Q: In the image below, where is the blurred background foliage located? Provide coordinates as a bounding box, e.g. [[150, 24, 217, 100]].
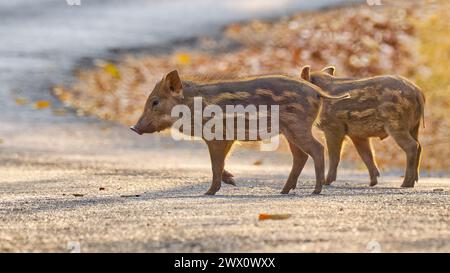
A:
[[54, 0, 449, 171]]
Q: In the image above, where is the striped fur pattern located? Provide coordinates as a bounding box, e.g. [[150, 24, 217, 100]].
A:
[[131, 70, 348, 195], [300, 65, 425, 188]]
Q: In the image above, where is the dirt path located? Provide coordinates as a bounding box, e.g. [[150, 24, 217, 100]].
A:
[[0, 125, 449, 252]]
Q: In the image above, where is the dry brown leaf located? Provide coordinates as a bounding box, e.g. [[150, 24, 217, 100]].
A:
[[72, 193, 84, 197], [34, 100, 51, 109], [14, 97, 28, 105], [259, 213, 291, 221], [103, 63, 121, 79], [175, 53, 191, 65], [253, 159, 263, 166], [52, 108, 67, 116]]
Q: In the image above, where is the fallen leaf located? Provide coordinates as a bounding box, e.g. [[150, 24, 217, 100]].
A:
[[34, 100, 51, 109], [52, 108, 67, 116], [53, 86, 72, 102], [176, 53, 191, 65], [99, 187, 106, 191], [100, 126, 111, 133], [433, 188, 444, 192], [120, 194, 140, 198], [72, 193, 84, 197], [103, 63, 121, 79], [15, 97, 28, 105], [76, 109, 85, 117], [253, 159, 263, 166], [258, 213, 291, 221]]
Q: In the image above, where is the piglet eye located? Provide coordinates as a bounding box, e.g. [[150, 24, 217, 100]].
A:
[[152, 100, 159, 107]]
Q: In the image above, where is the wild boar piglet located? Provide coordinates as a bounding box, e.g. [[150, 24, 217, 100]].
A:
[[131, 70, 348, 195], [300, 66, 425, 188]]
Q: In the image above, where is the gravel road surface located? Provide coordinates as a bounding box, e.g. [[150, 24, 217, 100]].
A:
[[1, 126, 449, 252]]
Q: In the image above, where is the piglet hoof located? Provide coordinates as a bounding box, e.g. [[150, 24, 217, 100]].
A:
[[204, 185, 220, 195], [312, 187, 322, 195], [204, 190, 217, 195], [281, 182, 297, 194], [401, 176, 416, 188], [370, 171, 380, 187], [222, 177, 236, 186], [400, 182, 414, 188], [323, 178, 334, 185]]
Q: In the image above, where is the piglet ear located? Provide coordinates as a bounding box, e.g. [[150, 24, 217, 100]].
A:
[[300, 65, 311, 81], [321, 65, 336, 76], [163, 70, 183, 94]]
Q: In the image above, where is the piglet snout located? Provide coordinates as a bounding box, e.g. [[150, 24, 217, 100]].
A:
[[130, 125, 143, 135]]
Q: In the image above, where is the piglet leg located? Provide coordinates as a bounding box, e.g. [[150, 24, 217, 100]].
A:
[[205, 140, 234, 195]]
